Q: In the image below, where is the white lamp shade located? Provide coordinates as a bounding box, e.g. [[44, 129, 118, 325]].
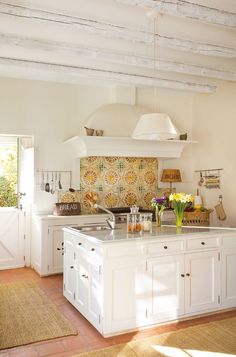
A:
[[132, 113, 179, 140]]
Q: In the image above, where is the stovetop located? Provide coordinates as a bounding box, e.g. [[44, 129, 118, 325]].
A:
[[109, 207, 154, 214]]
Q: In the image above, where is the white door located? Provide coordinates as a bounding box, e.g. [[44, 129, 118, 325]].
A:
[[147, 255, 185, 322], [185, 250, 219, 314], [75, 248, 88, 316], [63, 237, 76, 304], [104, 258, 146, 332], [48, 226, 64, 274], [0, 209, 25, 269], [0, 136, 33, 270], [87, 257, 102, 329], [221, 249, 236, 308]]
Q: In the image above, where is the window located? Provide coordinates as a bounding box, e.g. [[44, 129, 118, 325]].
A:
[[0, 137, 18, 207]]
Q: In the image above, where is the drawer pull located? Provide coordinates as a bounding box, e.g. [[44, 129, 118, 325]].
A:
[[164, 246, 168, 249], [91, 248, 95, 251], [186, 273, 190, 277], [181, 274, 185, 278], [201, 242, 205, 245], [70, 266, 74, 269], [78, 242, 82, 246]]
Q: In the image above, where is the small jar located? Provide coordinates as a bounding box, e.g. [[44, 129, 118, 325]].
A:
[[127, 206, 142, 233], [140, 213, 152, 233]]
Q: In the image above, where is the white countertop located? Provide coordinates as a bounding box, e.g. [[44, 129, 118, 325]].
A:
[[64, 224, 236, 244]]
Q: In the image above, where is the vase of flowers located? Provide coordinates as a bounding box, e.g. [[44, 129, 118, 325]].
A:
[[151, 196, 168, 227], [169, 193, 193, 228]]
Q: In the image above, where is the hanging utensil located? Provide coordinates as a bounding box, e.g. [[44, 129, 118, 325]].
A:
[[198, 172, 204, 186], [45, 172, 50, 192], [50, 172, 55, 194], [58, 172, 62, 190], [40, 172, 45, 191]]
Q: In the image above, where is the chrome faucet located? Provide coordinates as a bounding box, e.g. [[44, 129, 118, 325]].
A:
[[94, 204, 116, 229]]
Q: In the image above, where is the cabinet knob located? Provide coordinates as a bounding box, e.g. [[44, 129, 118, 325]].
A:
[[91, 248, 95, 251], [70, 266, 74, 269], [82, 274, 86, 278], [186, 273, 190, 277], [201, 241, 205, 245], [181, 274, 185, 277], [164, 246, 168, 249], [62, 242, 64, 246], [78, 242, 82, 246], [57, 248, 61, 251]]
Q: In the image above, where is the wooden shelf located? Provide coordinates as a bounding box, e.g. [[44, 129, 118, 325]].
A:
[[64, 136, 197, 159]]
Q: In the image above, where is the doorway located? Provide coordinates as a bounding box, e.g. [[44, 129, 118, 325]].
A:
[[0, 135, 34, 270]]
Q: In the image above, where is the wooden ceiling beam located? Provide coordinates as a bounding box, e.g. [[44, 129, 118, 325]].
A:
[[1, 34, 235, 81], [0, 2, 236, 58], [116, 0, 236, 28], [0, 57, 216, 93]]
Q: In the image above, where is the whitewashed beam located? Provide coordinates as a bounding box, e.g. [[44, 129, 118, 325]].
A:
[[0, 57, 216, 93], [1, 34, 235, 82], [116, 0, 236, 28], [0, 2, 236, 58]]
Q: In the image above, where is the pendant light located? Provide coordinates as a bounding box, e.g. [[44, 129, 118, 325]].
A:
[[132, 14, 179, 141]]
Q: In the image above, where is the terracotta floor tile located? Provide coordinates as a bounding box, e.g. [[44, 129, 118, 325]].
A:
[[62, 335, 89, 351], [35, 340, 65, 357], [9, 346, 38, 357]]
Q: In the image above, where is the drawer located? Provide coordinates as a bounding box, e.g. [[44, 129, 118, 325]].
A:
[[222, 235, 236, 249], [147, 240, 184, 256], [106, 243, 145, 259], [186, 236, 219, 250], [87, 241, 102, 260]]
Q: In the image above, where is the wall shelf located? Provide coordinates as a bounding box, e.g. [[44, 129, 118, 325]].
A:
[[64, 136, 197, 159]]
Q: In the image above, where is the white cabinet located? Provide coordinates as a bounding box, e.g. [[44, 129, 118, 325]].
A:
[[63, 232, 102, 331], [104, 257, 147, 332], [63, 228, 235, 337], [147, 255, 185, 322], [221, 236, 236, 308], [185, 251, 219, 314], [63, 237, 75, 303], [31, 213, 108, 276], [48, 226, 64, 274]]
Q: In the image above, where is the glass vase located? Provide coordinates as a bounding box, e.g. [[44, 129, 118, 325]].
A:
[[155, 208, 163, 228], [174, 209, 184, 228]]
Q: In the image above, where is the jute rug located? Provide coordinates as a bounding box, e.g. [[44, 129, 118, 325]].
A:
[[73, 317, 236, 357], [0, 281, 77, 350]]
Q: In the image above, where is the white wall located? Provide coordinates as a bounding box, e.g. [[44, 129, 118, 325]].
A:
[[0, 78, 110, 211], [192, 82, 236, 227], [0, 77, 196, 213]]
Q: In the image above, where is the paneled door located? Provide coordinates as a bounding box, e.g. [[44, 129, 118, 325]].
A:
[[0, 209, 25, 269], [0, 136, 34, 270]]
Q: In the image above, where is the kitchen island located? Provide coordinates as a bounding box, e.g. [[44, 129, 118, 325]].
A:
[[63, 224, 236, 336]]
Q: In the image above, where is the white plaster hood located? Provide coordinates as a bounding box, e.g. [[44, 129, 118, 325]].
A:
[[65, 103, 196, 158]]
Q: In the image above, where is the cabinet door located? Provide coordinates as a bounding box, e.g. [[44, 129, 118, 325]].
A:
[[63, 239, 76, 304], [75, 249, 88, 316], [104, 258, 146, 333], [48, 226, 64, 274], [185, 250, 219, 314], [147, 255, 185, 322], [87, 258, 102, 330], [221, 249, 236, 308]]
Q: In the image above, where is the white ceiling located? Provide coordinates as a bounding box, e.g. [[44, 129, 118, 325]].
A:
[[0, 0, 236, 93]]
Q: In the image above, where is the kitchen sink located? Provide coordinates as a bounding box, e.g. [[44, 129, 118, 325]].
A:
[[71, 225, 112, 232]]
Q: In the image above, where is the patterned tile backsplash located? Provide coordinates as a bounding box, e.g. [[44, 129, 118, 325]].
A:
[[79, 156, 158, 212]]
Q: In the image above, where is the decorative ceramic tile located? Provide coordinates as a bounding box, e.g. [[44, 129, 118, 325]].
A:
[[80, 156, 158, 212]]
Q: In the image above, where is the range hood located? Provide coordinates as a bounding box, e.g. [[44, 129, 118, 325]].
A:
[[64, 103, 196, 159], [64, 135, 196, 159]]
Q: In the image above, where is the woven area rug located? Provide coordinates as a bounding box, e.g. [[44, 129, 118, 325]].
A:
[[0, 281, 77, 350], [74, 317, 236, 357]]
